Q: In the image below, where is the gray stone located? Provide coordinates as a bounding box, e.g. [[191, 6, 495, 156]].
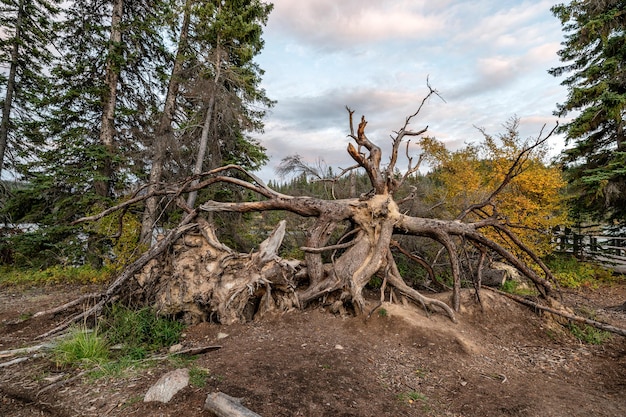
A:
[[144, 368, 189, 403]]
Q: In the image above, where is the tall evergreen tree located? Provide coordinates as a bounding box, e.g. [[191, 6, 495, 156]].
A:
[[550, 0, 626, 223], [8, 0, 172, 265], [140, 0, 192, 244], [182, 0, 274, 208], [0, 0, 59, 177], [37, 0, 171, 199], [140, 0, 274, 242]]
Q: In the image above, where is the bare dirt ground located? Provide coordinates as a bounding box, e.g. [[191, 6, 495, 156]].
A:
[[1, 282, 625, 417]]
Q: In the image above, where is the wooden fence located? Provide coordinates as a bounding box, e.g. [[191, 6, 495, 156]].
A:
[[553, 225, 626, 273]]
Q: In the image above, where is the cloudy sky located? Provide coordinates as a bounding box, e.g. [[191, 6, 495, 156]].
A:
[[253, 0, 570, 183]]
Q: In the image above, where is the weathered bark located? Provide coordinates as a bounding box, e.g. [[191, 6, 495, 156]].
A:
[[135, 218, 301, 324]]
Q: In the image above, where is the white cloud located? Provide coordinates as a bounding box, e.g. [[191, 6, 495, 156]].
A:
[[268, 0, 444, 48], [254, 0, 568, 182]]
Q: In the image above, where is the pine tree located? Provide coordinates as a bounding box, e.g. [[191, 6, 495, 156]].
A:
[[0, 0, 59, 177], [140, 0, 274, 242], [12, 0, 172, 265], [550, 0, 626, 223], [182, 0, 274, 208]]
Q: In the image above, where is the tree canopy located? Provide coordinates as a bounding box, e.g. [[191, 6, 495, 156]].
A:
[[550, 0, 626, 224], [0, 0, 275, 267], [0, 0, 60, 176]]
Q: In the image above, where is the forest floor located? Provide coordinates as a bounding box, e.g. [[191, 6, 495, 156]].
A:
[[1, 282, 625, 417]]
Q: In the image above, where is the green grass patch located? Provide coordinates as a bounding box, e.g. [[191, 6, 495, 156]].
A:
[[499, 279, 536, 296], [53, 326, 109, 368], [0, 265, 112, 287], [567, 322, 611, 344], [51, 303, 187, 378], [101, 304, 185, 360], [189, 366, 210, 388]]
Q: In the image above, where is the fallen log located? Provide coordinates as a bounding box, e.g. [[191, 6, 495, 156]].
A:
[[33, 293, 103, 318], [0, 344, 52, 358], [204, 392, 262, 417], [484, 287, 626, 338], [0, 353, 45, 368]]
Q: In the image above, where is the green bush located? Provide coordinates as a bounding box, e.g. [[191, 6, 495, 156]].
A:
[[545, 254, 616, 289]]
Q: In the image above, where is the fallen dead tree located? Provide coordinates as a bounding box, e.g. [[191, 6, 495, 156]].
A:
[[32, 86, 626, 339]]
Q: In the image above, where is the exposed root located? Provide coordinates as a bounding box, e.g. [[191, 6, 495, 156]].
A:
[[384, 252, 456, 322]]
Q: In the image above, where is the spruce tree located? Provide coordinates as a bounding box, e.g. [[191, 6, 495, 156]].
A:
[[182, 0, 274, 208], [12, 0, 172, 265], [550, 0, 626, 223], [141, 0, 274, 242], [0, 0, 59, 177]]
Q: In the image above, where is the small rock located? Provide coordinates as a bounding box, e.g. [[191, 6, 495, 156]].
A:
[[144, 368, 189, 403], [43, 374, 65, 383], [217, 332, 229, 340], [169, 343, 183, 353], [334, 344, 344, 350]]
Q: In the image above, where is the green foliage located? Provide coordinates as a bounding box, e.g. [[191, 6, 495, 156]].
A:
[[53, 325, 109, 367], [91, 208, 143, 271], [550, 0, 626, 223], [0, 0, 61, 175], [545, 254, 615, 289], [499, 279, 522, 294], [394, 253, 429, 288], [367, 276, 383, 289], [377, 308, 388, 318], [567, 322, 611, 345], [101, 304, 185, 360], [0, 265, 111, 287]]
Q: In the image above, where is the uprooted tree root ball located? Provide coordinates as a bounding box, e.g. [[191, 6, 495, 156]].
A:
[[38, 88, 626, 339]]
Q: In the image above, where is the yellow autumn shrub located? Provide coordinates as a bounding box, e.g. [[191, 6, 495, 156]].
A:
[[419, 118, 569, 260]]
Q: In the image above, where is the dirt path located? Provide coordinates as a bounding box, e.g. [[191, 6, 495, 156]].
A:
[[1, 284, 625, 416]]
